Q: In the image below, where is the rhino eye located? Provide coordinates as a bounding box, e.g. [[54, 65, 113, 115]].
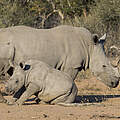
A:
[[16, 80, 19, 83], [103, 65, 107, 68]]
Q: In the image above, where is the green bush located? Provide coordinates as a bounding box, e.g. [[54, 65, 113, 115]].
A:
[[76, 0, 120, 52], [0, 0, 96, 28]]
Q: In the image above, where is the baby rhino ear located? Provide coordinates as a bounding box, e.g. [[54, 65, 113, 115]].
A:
[[23, 64, 31, 71], [19, 62, 31, 70]]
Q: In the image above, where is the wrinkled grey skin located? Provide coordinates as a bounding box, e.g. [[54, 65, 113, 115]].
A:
[[0, 25, 119, 88], [5, 60, 78, 105], [0, 43, 13, 80]]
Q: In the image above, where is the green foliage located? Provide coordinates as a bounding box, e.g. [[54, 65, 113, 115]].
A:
[[75, 0, 120, 53], [0, 0, 96, 28], [94, 0, 120, 50], [0, 0, 53, 28], [0, 0, 33, 27], [97, 0, 120, 27]]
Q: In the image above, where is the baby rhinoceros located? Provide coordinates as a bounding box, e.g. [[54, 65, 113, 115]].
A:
[[5, 60, 78, 105]]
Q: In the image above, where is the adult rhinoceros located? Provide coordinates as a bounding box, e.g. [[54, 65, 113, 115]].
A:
[[0, 25, 119, 88]]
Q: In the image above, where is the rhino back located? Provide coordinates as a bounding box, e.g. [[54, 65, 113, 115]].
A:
[[25, 60, 73, 91], [0, 25, 93, 68]]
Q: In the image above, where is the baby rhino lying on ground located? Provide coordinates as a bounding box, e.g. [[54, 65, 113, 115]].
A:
[[5, 60, 78, 105]]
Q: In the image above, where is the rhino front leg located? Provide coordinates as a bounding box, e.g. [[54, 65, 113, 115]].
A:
[[7, 86, 26, 105], [0, 92, 7, 103], [15, 83, 39, 105]]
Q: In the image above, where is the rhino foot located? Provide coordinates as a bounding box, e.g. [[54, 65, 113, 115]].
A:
[[6, 98, 17, 105], [35, 98, 40, 104], [7, 100, 22, 106], [7, 101, 15, 105], [0, 98, 7, 103], [0, 93, 7, 103]]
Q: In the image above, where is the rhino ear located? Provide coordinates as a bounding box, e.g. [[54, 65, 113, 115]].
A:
[[93, 33, 107, 45], [19, 62, 31, 70], [99, 33, 107, 44], [92, 34, 99, 44]]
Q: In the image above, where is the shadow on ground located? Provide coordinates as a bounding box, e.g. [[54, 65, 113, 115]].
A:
[[75, 95, 120, 103], [4, 94, 120, 105], [25, 94, 120, 105]]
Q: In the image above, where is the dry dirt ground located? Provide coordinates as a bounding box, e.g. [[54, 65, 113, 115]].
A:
[[0, 76, 120, 120]]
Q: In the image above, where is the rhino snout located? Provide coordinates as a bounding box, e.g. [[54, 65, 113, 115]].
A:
[[4, 84, 14, 95], [5, 87, 9, 93], [110, 77, 119, 88], [5, 87, 14, 95]]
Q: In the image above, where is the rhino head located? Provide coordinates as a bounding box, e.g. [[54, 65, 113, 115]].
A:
[[89, 34, 120, 88], [4, 63, 26, 95]]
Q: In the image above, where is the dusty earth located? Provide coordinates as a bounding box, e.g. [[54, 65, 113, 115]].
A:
[[0, 76, 120, 120]]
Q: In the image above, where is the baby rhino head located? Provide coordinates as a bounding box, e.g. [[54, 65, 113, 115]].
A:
[[4, 63, 26, 95]]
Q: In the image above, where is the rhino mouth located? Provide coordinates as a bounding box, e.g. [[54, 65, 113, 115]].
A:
[[96, 73, 119, 88], [110, 79, 119, 88], [5, 89, 15, 95], [4, 85, 15, 95], [101, 79, 119, 88]]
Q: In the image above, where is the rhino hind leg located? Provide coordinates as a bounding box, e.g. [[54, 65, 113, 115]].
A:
[[34, 92, 47, 104], [34, 97, 49, 104], [63, 67, 79, 80], [63, 83, 78, 103], [50, 83, 78, 105]]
